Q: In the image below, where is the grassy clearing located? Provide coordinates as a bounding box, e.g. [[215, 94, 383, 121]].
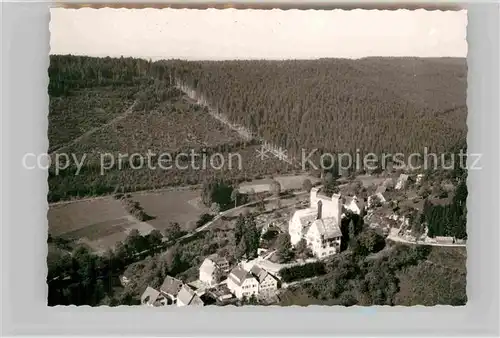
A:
[[131, 189, 210, 233]]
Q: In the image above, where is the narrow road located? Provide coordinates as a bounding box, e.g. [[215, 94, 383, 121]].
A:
[[176, 192, 308, 242], [386, 233, 466, 247], [282, 276, 320, 289], [49, 100, 138, 155]]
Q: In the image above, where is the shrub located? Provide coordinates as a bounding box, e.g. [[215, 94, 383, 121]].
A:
[[279, 262, 326, 283]]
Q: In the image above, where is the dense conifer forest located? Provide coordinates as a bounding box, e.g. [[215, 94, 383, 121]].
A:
[[48, 55, 467, 202], [173, 58, 467, 156]]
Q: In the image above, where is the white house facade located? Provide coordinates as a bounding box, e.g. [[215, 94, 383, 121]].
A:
[[288, 187, 343, 258], [250, 265, 279, 298], [344, 196, 365, 215], [227, 265, 259, 299], [199, 258, 221, 287], [176, 285, 204, 307]]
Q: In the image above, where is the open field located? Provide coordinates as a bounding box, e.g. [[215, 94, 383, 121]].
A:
[[49, 143, 295, 203], [131, 189, 210, 232], [238, 174, 321, 193], [48, 197, 156, 253]]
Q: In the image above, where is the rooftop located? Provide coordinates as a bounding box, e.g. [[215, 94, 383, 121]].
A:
[[228, 265, 255, 286], [312, 217, 342, 238], [160, 275, 183, 297], [141, 286, 161, 306], [177, 285, 204, 306]]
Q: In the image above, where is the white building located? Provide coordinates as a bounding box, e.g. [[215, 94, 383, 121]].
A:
[[199, 258, 221, 287], [199, 254, 230, 287], [140, 286, 167, 307], [159, 275, 184, 304], [344, 196, 365, 215], [227, 265, 259, 299], [176, 285, 204, 307], [207, 253, 230, 273], [288, 187, 343, 258], [250, 265, 280, 298]]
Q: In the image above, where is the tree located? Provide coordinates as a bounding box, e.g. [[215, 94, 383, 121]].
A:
[[147, 229, 163, 248], [201, 178, 234, 210], [244, 215, 260, 259], [271, 180, 281, 197], [164, 222, 182, 241], [235, 238, 247, 260], [353, 229, 386, 256], [234, 214, 246, 245], [276, 233, 293, 263], [248, 294, 259, 305], [295, 238, 312, 259], [302, 179, 313, 192], [231, 189, 240, 208], [165, 244, 183, 275], [323, 172, 334, 187]]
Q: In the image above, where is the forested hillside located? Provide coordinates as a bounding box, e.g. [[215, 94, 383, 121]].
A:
[[173, 58, 467, 156]]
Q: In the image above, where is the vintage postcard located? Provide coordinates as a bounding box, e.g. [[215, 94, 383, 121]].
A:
[[47, 8, 468, 307]]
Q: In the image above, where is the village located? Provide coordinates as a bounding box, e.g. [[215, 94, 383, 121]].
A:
[[133, 169, 467, 307]]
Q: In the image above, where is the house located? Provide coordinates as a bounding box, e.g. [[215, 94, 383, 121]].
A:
[[395, 174, 409, 190], [288, 187, 343, 258], [226, 265, 259, 299], [415, 174, 424, 185], [435, 236, 455, 244], [177, 285, 204, 307], [159, 275, 184, 303], [140, 286, 167, 307], [206, 253, 230, 273], [343, 195, 365, 215], [207, 284, 237, 305], [250, 265, 280, 298], [305, 218, 342, 258], [199, 258, 221, 287]]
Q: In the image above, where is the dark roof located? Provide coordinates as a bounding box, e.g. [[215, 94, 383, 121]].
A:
[[250, 265, 278, 284], [160, 275, 183, 297], [229, 266, 255, 286]]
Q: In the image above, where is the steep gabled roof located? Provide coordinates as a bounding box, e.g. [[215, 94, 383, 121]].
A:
[[141, 286, 161, 306], [228, 265, 255, 287], [160, 275, 183, 297], [311, 217, 342, 239], [200, 258, 218, 276], [177, 285, 204, 306], [250, 265, 268, 283]]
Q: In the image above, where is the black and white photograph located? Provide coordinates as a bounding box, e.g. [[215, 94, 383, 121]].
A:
[[45, 7, 468, 307]]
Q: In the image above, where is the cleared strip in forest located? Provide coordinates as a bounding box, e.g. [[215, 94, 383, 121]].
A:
[[175, 82, 302, 168], [49, 100, 138, 155], [176, 82, 256, 142]]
